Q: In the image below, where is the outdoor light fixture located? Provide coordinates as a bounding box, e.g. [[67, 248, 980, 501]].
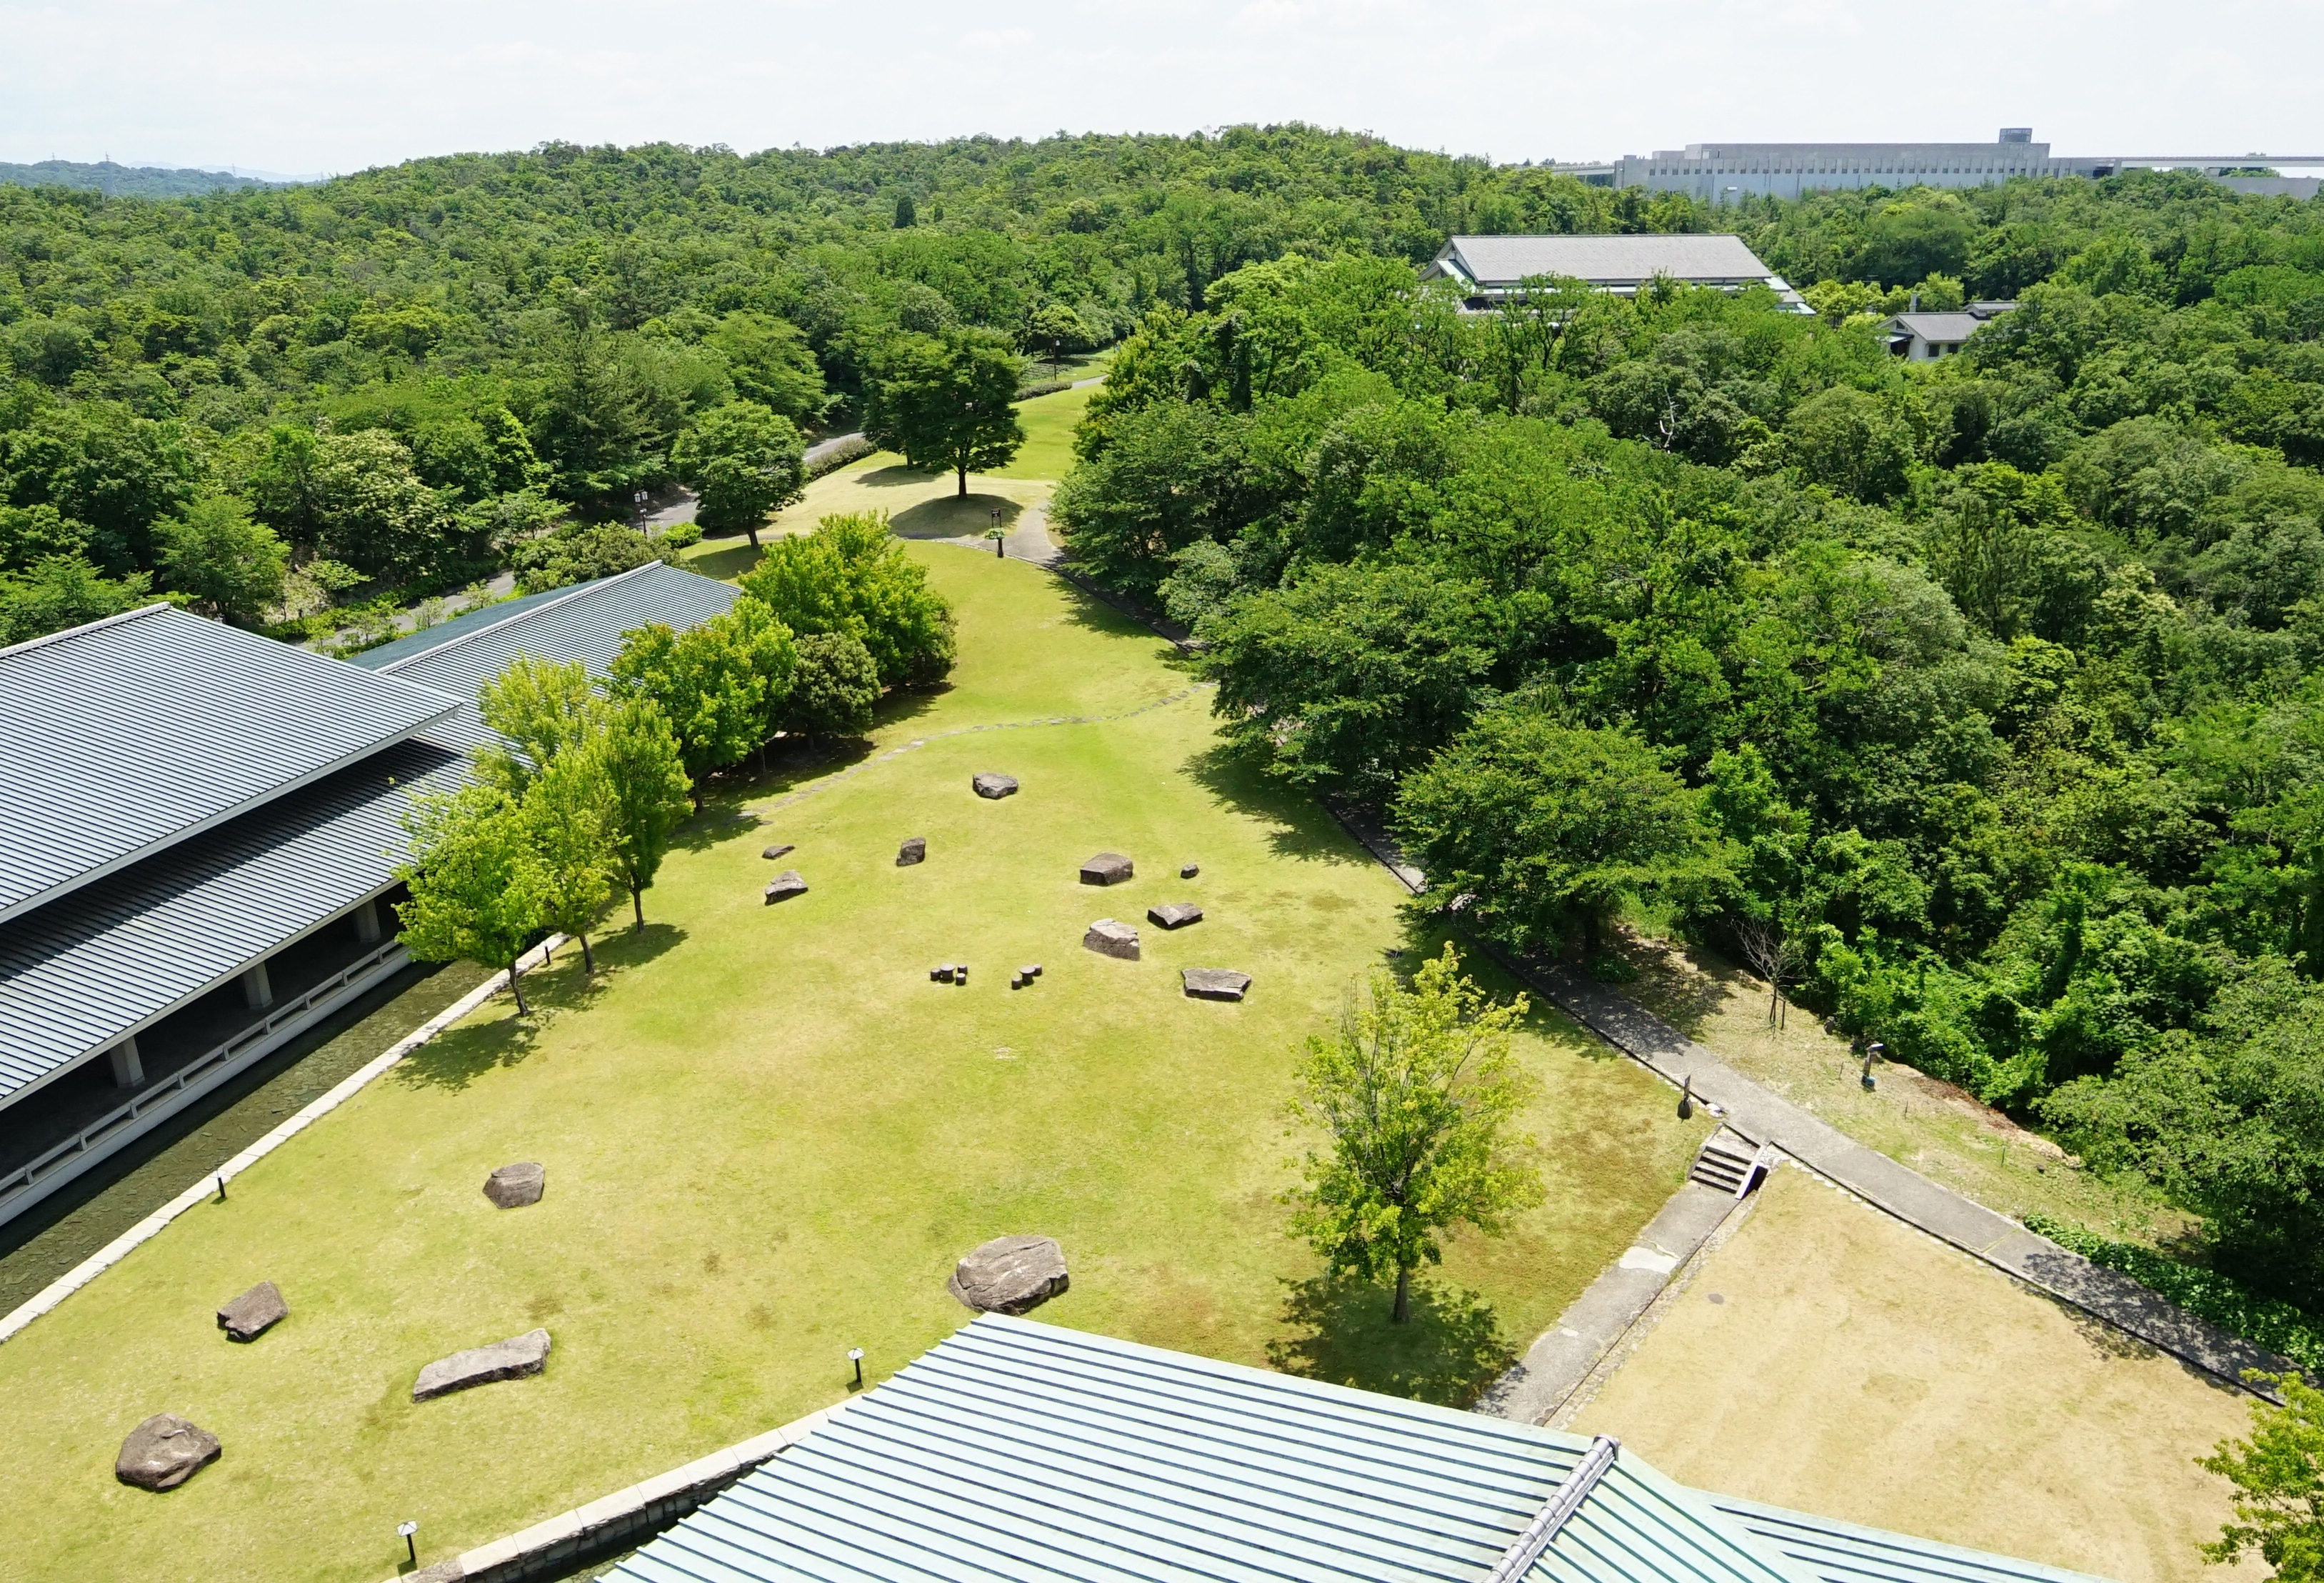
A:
[[1676, 1074, 1693, 1122], [848, 1347, 865, 1389], [397, 1521, 418, 1566], [1862, 1042, 1883, 1091], [216, 1174, 226, 1202]]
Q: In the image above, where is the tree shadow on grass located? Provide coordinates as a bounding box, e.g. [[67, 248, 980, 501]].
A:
[[854, 464, 941, 491], [891, 492, 1023, 540], [1266, 1272, 1516, 1407], [1046, 570, 1191, 652], [684, 541, 763, 582], [1183, 744, 1375, 872]]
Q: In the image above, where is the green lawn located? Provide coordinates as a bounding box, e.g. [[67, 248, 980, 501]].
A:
[[0, 546, 1701, 1583], [992, 380, 1101, 481]]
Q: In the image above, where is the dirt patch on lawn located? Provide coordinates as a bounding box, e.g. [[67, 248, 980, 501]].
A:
[[1570, 1167, 2260, 1583]]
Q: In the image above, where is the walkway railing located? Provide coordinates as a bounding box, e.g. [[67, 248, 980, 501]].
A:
[[0, 939, 409, 1206]]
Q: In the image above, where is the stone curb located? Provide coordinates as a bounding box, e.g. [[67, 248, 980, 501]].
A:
[[394, 1401, 847, 1582], [0, 937, 564, 1349]]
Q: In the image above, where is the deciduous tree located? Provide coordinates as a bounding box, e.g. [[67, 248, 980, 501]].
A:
[[669, 400, 806, 549], [153, 495, 286, 627], [596, 697, 692, 929], [864, 329, 1025, 496], [395, 786, 551, 1014]]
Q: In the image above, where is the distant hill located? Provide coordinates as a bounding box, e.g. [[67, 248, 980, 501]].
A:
[[0, 159, 286, 197]]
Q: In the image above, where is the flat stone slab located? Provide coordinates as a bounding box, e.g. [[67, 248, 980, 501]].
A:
[[412, 1328, 552, 1402], [761, 843, 794, 860], [115, 1413, 220, 1491], [1148, 902, 1203, 929], [972, 772, 1018, 799], [765, 870, 808, 903], [216, 1280, 287, 1342], [483, 1161, 544, 1209], [1180, 862, 1200, 878], [1181, 968, 1252, 1002], [948, 1234, 1069, 1314], [1079, 852, 1133, 886], [897, 837, 926, 866], [1083, 919, 1140, 961]]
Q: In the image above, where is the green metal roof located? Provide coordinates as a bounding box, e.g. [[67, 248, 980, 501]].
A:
[[613, 1317, 2115, 1583]]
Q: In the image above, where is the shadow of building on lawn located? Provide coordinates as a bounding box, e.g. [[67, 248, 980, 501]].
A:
[[1267, 1272, 1516, 1408]]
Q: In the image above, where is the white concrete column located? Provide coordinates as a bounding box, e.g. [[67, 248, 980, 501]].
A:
[[241, 961, 274, 1009], [109, 1037, 144, 1087], [351, 898, 382, 944]]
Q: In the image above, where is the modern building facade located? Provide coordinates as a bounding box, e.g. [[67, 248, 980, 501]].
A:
[[1423, 234, 1810, 312], [0, 561, 738, 1229], [1551, 129, 2324, 204], [610, 1315, 2115, 1583]]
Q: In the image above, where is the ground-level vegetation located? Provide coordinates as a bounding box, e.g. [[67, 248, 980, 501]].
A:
[[0, 545, 1701, 1582]]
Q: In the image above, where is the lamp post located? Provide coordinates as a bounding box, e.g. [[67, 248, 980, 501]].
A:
[[398, 1521, 419, 1567], [848, 1347, 864, 1389], [1861, 1042, 1883, 1091], [633, 489, 650, 537]]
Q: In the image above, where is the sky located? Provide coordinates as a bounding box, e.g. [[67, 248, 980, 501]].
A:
[[3, 0, 2319, 177]]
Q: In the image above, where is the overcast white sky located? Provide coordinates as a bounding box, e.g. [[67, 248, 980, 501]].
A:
[[3, 0, 2318, 176]]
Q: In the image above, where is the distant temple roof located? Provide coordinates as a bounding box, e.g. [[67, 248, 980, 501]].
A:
[[1425, 235, 1810, 312]]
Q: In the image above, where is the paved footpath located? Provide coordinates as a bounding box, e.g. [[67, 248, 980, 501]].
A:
[[1318, 799, 2296, 1403]]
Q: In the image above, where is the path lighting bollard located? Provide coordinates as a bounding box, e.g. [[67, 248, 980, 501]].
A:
[[398, 1521, 419, 1567], [216, 1174, 226, 1202], [848, 1347, 866, 1389], [1676, 1074, 1693, 1122], [1862, 1042, 1883, 1091]]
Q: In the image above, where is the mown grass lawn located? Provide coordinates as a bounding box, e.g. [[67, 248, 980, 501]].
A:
[[0, 546, 1701, 1583]]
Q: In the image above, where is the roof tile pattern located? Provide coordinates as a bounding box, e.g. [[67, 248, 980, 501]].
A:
[[0, 606, 459, 924], [1441, 234, 1778, 288], [352, 563, 740, 696]]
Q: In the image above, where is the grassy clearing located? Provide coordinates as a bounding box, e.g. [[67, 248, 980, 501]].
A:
[[1608, 930, 2188, 1244], [1573, 1167, 2258, 1583], [993, 381, 1102, 481], [0, 546, 1700, 1583]]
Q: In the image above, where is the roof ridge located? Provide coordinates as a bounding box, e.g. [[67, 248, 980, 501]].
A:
[[0, 601, 174, 664], [373, 560, 668, 674]]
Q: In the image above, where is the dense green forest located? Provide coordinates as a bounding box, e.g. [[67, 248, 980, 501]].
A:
[[5, 125, 2323, 1309], [0, 160, 284, 199]]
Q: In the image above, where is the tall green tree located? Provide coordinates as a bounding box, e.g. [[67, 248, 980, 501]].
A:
[[738, 510, 955, 688], [864, 328, 1025, 496], [152, 495, 286, 626], [521, 745, 616, 973], [1285, 944, 1543, 1324], [669, 400, 806, 549], [2200, 1372, 2324, 1582], [1394, 709, 1725, 957], [395, 785, 551, 1014], [596, 696, 693, 929], [608, 616, 768, 802], [475, 654, 606, 796], [782, 630, 880, 746]]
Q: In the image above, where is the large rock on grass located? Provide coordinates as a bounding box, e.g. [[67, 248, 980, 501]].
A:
[[761, 843, 794, 860], [897, 837, 926, 867], [1182, 969, 1253, 1002], [216, 1280, 287, 1342], [972, 773, 1018, 799], [1148, 902, 1203, 929], [115, 1414, 220, 1491], [412, 1329, 552, 1402], [1080, 852, 1133, 886], [1083, 919, 1140, 961], [765, 870, 808, 903], [948, 1234, 1069, 1314], [483, 1161, 544, 1209]]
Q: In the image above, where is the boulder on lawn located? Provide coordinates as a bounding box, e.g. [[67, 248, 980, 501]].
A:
[[1080, 852, 1133, 886], [764, 870, 808, 903], [947, 1234, 1069, 1314], [412, 1328, 552, 1402], [1180, 862, 1200, 879], [972, 772, 1019, 799], [483, 1161, 544, 1209], [216, 1280, 288, 1342], [1182, 969, 1253, 1002], [761, 843, 794, 860], [114, 1414, 220, 1491], [1083, 919, 1140, 961], [1148, 902, 1203, 929], [897, 837, 926, 867]]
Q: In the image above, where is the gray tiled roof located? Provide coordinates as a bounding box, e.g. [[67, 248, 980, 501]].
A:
[[615, 1316, 2099, 1583], [352, 562, 741, 696], [0, 711, 485, 1104], [1713, 1493, 2113, 1583], [0, 605, 461, 927], [1438, 234, 1778, 287], [1886, 312, 1988, 344]]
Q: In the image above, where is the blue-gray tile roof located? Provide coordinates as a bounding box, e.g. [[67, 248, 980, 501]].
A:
[[1711, 1494, 2112, 1583], [0, 605, 462, 926], [0, 712, 486, 1104], [351, 562, 741, 697], [614, 1318, 2118, 1583]]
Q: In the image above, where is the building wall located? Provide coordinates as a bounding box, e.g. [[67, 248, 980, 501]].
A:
[[1608, 141, 2108, 204]]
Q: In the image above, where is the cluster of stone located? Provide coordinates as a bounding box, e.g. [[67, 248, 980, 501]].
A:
[[1011, 964, 1043, 989]]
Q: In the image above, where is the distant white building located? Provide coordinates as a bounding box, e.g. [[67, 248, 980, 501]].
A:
[[1880, 300, 2016, 361], [1423, 234, 1811, 313], [1553, 130, 2108, 203]]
